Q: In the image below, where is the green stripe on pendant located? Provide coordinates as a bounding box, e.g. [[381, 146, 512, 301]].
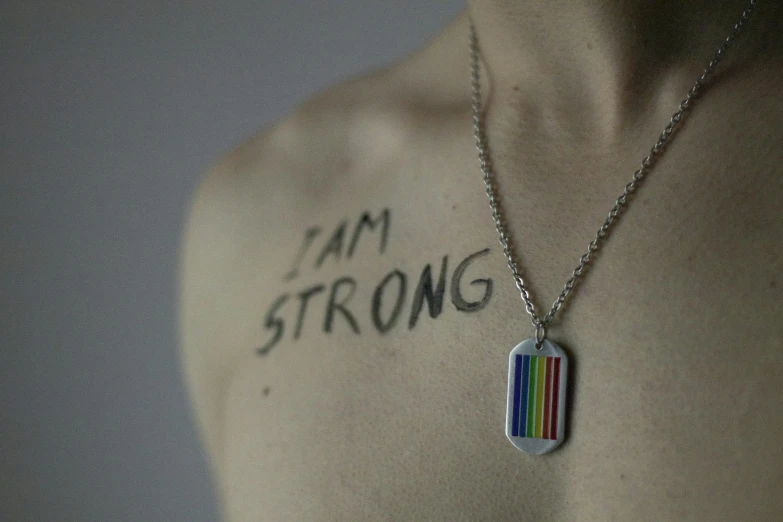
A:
[[526, 356, 537, 437]]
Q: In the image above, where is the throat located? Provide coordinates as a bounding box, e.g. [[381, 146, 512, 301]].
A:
[[466, 0, 761, 137]]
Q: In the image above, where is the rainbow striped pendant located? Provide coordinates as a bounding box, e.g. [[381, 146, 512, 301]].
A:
[[506, 339, 568, 454]]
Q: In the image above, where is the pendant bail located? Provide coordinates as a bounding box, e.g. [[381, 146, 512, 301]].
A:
[[535, 323, 546, 349]]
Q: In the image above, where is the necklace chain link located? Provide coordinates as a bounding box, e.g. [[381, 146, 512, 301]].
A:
[[470, 1, 757, 341]]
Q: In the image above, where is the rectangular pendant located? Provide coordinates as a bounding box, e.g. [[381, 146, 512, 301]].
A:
[[506, 339, 568, 454]]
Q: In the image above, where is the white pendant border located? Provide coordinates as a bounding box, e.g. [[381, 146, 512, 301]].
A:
[[505, 339, 568, 455]]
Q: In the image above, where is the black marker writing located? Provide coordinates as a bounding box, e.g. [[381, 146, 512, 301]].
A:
[[284, 226, 321, 281], [451, 248, 492, 312], [324, 276, 361, 334], [451, 248, 493, 312], [294, 284, 325, 339], [372, 269, 407, 334], [408, 256, 448, 329], [347, 209, 390, 258], [257, 293, 290, 356], [316, 220, 347, 268]]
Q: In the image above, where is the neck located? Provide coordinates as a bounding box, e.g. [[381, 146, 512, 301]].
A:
[[466, 0, 768, 139]]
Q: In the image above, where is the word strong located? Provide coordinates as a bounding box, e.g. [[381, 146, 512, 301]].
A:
[[257, 248, 493, 355]]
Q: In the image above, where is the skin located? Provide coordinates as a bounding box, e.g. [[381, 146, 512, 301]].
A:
[[179, 2, 783, 520]]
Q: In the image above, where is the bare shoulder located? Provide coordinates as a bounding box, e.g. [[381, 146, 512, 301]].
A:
[[177, 22, 465, 344], [178, 8, 472, 373], [183, 9, 469, 213], [177, 10, 470, 497], [178, 67, 404, 457]]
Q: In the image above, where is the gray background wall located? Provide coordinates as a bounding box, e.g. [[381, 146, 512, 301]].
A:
[[0, 2, 465, 520]]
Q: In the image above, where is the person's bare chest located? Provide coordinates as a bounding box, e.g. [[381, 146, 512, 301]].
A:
[[216, 113, 782, 520]]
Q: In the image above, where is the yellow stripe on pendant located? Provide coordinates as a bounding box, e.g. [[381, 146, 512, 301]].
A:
[[536, 356, 547, 438]]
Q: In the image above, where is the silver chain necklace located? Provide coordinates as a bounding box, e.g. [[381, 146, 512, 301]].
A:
[[470, 1, 758, 454]]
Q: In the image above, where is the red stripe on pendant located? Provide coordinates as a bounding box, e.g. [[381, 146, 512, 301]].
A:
[[542, 357, 553, 439], [549, 357, 561, 440]]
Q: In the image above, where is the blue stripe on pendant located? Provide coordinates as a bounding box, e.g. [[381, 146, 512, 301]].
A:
[[511, 354, 523, 436], [519, 355, 530, 437]]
